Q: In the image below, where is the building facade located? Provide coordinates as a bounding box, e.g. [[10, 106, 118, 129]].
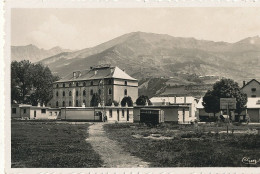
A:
[[50, 65, 138, 108], [11, 104, 60, 120], [241, 79, 260, 98]]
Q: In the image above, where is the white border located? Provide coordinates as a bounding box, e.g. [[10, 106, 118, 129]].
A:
[[3, 0, 260, 174]]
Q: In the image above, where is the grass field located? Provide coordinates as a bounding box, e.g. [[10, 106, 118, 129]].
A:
[[104, 123, 260, 167], [11, 121, 103, 168]]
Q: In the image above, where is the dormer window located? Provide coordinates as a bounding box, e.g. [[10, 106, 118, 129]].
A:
[[91, 81, 94, 86], [69, 83, 72, 87], [108, 79, 112, 85], [251, 88, 256, 92], [56, 84, 59, 88], [76, 82, 79, 87], [124, 81, 127, 86], [63, 83, 65, 88], [83, 82, 86, 86]]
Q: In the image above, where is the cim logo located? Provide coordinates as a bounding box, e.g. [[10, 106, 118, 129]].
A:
[[242, 157, 260, 165]]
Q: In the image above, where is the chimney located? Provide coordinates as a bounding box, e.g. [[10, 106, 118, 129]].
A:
[[243, 81, 246, 87]]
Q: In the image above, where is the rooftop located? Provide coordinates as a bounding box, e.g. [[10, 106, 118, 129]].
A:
[[55, 65, 137, 83]]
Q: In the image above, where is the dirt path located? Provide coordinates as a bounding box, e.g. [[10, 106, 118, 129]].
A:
[[86, 123, 149, 168]]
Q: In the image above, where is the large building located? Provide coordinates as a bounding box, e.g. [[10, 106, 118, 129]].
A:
[[50, 65, 138, 108], [241, 79, 260, 98]]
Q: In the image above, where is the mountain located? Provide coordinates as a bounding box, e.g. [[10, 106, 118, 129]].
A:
[[39, 32, 260, 81], [11, 44, 73, 62], [13, 32, 260, 97]]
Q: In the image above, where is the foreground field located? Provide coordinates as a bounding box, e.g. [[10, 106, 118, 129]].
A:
[[104, 123, 260, 167], [11, 121, 102, 168]]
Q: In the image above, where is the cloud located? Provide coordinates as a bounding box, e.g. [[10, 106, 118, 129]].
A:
[[28, 15, 79, 49]]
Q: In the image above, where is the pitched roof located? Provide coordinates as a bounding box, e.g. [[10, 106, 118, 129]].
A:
[[241, 79, 260, 89], [55, 66, 137, 83]]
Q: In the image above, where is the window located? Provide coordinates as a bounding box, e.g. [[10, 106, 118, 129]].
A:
[[83, 90, 86, 96], [90, 89, 93, 95], [41, 109, 46, 113], [91, 81, 94, 86], [83, 100, 86, 105], [122, 109, 125, 117], [56, 101, 59, 107], [69, 91, 72, 96], [109, 109, 112, 117], [76, 82, 79, 87], [69, 83, 72, 87], [76, 90, 79, 96], [56, 84, 59, 88], [108, 79, 112, 85], [63, 91, 65, 97], [69, 101, 72, 106], [98, 89, 101, 95], [83, 82, 86, 86], [12, 108, 16, 114], [56, 91, 59, 96], [23, 109, 26, 114], [76, 100, 79, 107], [108, 88, 112, 95], [251, 88, 256, 92], [63, 83, 65, 88], [124, 81, 127, 86], [124, 89, 127, 96], [62, 101, 65, 107], [251, 95, 256, 98]]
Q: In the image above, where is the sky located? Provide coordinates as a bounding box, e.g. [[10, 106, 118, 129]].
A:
[[11, 7, 260, 50]]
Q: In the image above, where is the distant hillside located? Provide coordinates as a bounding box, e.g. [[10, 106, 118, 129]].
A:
[[12, 32, 260, 97], [38, 32, 260, 82], [11, 44, 73, 62]]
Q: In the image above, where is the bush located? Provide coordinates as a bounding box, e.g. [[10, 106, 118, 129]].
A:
[[121, 96, 133, 107]]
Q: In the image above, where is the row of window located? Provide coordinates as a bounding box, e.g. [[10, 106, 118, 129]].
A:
[[55, 80, 128, 88], [56, 89, 128, 97], [109, 109, 129, 118]]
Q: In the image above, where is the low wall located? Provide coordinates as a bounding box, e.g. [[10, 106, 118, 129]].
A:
[[60, 108, 99, 121]]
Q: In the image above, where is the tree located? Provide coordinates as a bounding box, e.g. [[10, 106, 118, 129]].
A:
[[121, 96, 133, 107], [202, 78, 247, 117], [90, 93, 101, 107], [136, 95, 152, 106], [105, 99, 119, 106], [11, 60, 60, 105]]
